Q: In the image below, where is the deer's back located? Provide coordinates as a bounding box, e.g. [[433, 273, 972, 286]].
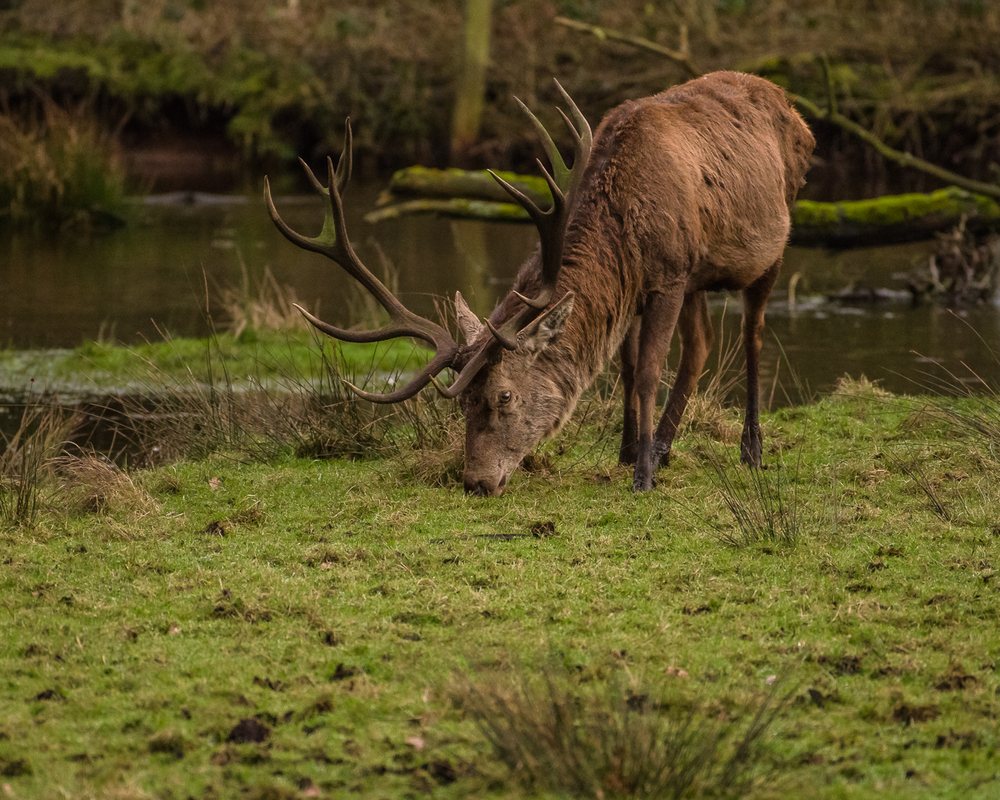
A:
[[583, 71, 814, 295]]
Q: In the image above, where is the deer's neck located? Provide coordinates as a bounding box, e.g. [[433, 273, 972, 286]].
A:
[[563, 217, 640, 369]]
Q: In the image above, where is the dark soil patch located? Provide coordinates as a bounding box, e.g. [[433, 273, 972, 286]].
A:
[[227, 717, 271, 744], [893, 703, 940, 724]]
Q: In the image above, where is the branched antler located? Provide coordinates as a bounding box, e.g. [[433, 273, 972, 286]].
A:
[[264, 121, 461, 403], [430, 83, 595, 397], [489, 80, 594, 311], [265, 85, 594, 401]]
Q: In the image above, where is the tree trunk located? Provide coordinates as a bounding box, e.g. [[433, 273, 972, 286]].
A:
[[450, 0, 494, 166]]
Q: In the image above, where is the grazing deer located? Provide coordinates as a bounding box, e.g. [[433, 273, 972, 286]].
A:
[[265, 71, 814, 496]]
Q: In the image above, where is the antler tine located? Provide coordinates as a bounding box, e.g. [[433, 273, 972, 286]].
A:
[[296, 120, 353, 198], [513, 97, 570, 191], [335, 118, 352, 195], [512, 290, 548, 310], [341, 347, 463, 404], [488, 164, 562, 306], [487, 165, 562, 231], [485, 318, 519, 351], [291, 303, 437, 346], [298, 158, 328, 196], [264, 121, 462, 403], [437, 84, 595, 395], [553, 79, 593, 152], [430, 347, 494, 399], [486, 81, 593, 315]]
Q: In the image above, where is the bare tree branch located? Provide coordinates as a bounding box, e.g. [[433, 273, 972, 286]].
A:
[[555, 16, 1000, 201], [554, 16, 700, 79], [790, 92, 1000, 200]]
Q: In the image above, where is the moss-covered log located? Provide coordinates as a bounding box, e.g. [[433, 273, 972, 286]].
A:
[[369, 168, 1000, 249], [366, 197, 529, 224], [791, 187, 1000, 248], [378, 166, 552, 208]]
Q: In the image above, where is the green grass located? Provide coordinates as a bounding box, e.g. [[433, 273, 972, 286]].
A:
[[0, 331, 432, 398], [1, 378, 999, 798]]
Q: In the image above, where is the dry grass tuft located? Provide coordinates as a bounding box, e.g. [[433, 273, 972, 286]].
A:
[[680, 393, 741, 445], [217, 262, 309, 337], [678, 329, 744, 445], [831, 375, 896, 404], [698, 443, 800, 548], [0, 94, 127, 230], [396, 399, 466, 488], [124, 335, 400, 465], [53, 450, 160, 520], [908, 327, 1000, 464]]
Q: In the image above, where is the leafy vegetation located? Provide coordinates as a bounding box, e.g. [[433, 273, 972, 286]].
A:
[[0, 403, 79, 527], [2, 1, 999, 179]]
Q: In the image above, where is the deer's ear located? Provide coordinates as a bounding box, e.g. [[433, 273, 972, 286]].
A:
[[454, 291, 483, 343], [517, 292, 575, 354]]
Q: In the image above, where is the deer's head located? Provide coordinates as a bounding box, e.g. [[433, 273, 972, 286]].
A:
[[454, 291, 576, 496]]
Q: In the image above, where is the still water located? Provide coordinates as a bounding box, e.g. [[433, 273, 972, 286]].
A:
[[2, 186, 998, 399]]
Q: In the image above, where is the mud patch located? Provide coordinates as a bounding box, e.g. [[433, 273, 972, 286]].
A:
[[892, 703, 940, 724], [0, 757, 32, 777], [818, 654, 863, 675], [934, 665, 978, 691], [935, 729, 979, 749], [330, 663, 361, 681], [227, 717, 271, 744]]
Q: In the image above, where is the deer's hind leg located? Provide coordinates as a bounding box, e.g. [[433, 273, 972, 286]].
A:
[[652, 290, 713, 467], [740, 258, 781, 468]]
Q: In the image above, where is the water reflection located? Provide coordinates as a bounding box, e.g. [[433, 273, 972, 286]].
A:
[[1, 186, 997, 399]]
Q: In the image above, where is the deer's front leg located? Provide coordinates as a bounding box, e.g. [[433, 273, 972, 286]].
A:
[[653, 291, 713, 468], [618, 318, 641, 466], [632, 290, 684, 492]]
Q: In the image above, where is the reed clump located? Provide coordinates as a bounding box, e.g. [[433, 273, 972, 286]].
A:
[[0, 96, 128, 231], [0, 401, 79, 528]]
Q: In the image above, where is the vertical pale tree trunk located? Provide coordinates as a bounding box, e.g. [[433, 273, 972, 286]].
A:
[[450, 0, 494, 166]]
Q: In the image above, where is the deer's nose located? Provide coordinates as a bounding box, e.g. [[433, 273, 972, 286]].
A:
[[465, 480, 489, 497], [464, 474, 507, 497]]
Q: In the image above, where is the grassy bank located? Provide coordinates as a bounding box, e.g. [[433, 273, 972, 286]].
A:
[[1, 342, 999, 797], [0, 331, 432, 399]]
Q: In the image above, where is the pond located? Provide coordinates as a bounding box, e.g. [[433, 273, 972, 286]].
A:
[[2, 184, 998, 401]]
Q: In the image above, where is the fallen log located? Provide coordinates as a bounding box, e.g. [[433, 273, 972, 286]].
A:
[[367, 197, 531, 223], [367, 167, 1000, 249], [791, 187, 1000, 248], [375, 166, 551, 207]]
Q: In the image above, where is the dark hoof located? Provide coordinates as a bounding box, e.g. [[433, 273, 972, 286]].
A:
[[632, 472, 657, 492]]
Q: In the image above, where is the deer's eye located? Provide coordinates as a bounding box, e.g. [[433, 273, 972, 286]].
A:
[[498, 390, 512, 406]]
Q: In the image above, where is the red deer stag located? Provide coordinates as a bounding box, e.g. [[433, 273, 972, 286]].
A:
[[265, 71, 814, 496]]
